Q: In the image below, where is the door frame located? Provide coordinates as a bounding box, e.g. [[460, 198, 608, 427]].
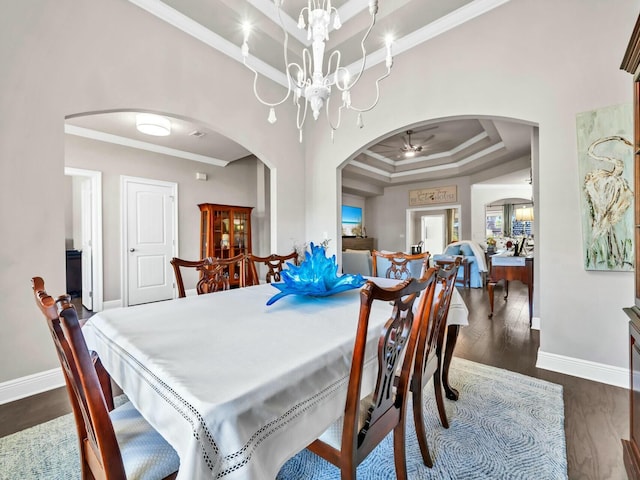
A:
[[64, 167, 104, 312], [405, 204, 461, 253], [121, 176, 178, 307]]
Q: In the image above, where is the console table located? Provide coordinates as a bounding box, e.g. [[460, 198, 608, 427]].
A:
[[342, 237, 375, 251], [487, 255, 534, 325]]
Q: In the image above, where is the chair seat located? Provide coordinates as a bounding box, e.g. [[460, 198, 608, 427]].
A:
[[111, 401, 180, 480], [317, 393, 375, 450]]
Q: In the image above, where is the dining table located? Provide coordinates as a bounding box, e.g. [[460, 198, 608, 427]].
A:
[[82, 277, 468, 480]]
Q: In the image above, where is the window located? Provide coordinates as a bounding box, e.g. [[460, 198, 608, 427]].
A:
[[512, 218, 533, 237], [485, 208, 503, 237]]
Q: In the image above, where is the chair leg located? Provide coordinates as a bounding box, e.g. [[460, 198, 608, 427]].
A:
[[340, 464, 356, 480], [393, 423, 409, 480], [412, 388, 434, 467], [433, 369, 449, 429]]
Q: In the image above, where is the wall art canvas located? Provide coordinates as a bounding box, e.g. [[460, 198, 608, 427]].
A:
[[409, 185, 457, 206], [341, 205, 363, 237], [576, 103, 634, 271]]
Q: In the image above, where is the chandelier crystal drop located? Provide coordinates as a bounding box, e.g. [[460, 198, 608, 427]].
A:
[[241, 0, 393, 142]]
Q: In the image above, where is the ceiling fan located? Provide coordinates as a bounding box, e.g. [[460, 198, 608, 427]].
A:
[[400, 130, 432, 157], [375, 126, 438, 159]]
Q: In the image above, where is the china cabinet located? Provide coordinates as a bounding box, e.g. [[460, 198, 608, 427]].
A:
[[199, 203, 253, 287], [621, 15, 640, 480]]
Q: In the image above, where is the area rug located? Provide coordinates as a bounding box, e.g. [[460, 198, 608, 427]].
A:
[[0, 358, 567, 479]]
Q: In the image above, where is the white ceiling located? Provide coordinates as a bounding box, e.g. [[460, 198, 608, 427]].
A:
[[65, 0, 531, 194]]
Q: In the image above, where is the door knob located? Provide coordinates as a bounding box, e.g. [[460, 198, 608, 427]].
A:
[[130, 248, 136, 252]]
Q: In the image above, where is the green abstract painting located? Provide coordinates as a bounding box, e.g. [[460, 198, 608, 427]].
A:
[[576, 103, 634, 271]]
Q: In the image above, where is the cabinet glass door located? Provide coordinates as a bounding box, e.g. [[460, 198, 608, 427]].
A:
[[200, 209, 209, 259], [213, 209, 231, 258], [233, 210, 250, 255]]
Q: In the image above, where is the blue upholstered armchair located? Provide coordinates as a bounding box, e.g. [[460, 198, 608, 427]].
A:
[[432, 241, 487, 288], [341, 250, 373, 277]]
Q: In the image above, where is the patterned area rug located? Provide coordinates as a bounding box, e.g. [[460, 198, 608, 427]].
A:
[[0, 358, 567, 479]]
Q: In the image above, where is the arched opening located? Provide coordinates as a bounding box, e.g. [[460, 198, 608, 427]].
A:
[[63, 109, 274, 308]]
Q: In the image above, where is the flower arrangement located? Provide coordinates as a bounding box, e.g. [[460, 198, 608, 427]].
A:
[[486, 237, 497, 247]]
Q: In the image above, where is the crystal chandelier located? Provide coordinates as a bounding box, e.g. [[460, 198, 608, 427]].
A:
[[241, 0, 393, 142]]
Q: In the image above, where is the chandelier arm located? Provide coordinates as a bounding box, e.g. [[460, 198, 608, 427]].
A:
[[324, 95, 345, 133], [343, 67, 392, 113], [241, 4, 297, 109], [341, 13, 377, 91], [325, 51, 342, 87], [287, 62, 304, 90], [296, 88, 310, 131], [243, 59, 292, 108]]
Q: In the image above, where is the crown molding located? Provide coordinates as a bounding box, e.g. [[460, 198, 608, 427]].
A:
[[128, 0, 511, 89], [364, 131, 490, 166], [65, 125, 230, 167], [352, 141, 505, 179]]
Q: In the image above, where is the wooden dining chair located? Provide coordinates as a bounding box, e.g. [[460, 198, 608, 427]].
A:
[[410, 259, 460, 468], [307, 268, 438, 480], [170, 257, 212, 298], [206, 254, 247, 291], [246, 251, 298, 285], [171, 254, 246, 297], [32, 277, 179, 480], [371, 250, 431, 280]]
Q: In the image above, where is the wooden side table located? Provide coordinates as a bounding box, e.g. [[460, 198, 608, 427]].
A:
[[487, 255, 534, 325], [433, 255, 471, 288]]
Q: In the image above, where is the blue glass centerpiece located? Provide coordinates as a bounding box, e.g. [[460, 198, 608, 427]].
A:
[[266, 242, 366, 305]]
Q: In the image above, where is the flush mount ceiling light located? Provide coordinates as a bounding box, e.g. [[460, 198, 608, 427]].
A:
[[136, 113, 171, 136], [241, 0, 393, 142]]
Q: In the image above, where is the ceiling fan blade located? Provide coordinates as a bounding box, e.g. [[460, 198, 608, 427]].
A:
[[376, 142, 401, 149], [414, 134, 435, 145]]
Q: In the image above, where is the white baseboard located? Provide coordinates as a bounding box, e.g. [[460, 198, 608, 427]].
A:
[[103, 299, 123, 309], [0, 368, 65, 405], [536, 349, 629, 389]]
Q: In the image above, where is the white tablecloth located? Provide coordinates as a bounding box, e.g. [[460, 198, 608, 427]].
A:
[[83, 279, 468, 480], [367, 276, 469, 327]]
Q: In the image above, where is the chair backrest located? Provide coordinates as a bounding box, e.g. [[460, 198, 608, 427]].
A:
[[342, 268, 438, 462], [171, 255, 246, 297], [247, 252, 298, 285], [413, 259, 460, 390], [371, 250, 431, 280], [170, 257, 212, 298], [341, 250, 373, 277], [205, 254, 247, 291], [32, 277, 127, 479]]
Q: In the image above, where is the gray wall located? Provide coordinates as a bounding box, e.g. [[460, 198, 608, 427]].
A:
[[1, 0, 637, 390], [305, 0, 637, 372], [0, 0, 304, 384], [65, 134, 259, 301], [366, 176, 471, 253]]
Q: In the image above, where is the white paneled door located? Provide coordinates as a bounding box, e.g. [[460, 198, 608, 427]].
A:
[[422, 214, 445, 256], [80, 177, 93, 311], [123, 177, 177, 306]]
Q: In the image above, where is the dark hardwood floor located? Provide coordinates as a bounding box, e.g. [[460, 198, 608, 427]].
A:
[[1, 283, 628, 479]]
